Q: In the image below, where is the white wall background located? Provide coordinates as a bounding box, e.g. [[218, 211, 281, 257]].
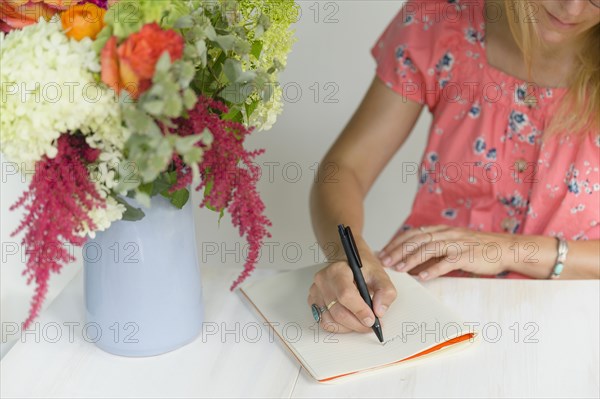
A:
[[0, 0, 431, 358]]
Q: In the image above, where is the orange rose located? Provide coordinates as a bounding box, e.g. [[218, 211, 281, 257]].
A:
[[60, 3, 106, 41], [101, 23, 185, 99], [0, 0, 76, 32]]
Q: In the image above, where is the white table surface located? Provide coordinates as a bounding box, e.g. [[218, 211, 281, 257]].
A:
[[1, 265, 599, 398]]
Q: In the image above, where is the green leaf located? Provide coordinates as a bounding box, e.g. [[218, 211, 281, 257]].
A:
[[245, 99, 260, 118], [165, 170, 178, 185], [233, 39, 251, 55], [254, 24, 264, 39], [220, 83, 251, 104], [169, 188, 190, 209], [223, 107, 243, 123], [175, 134, 203, 153], [138, 182, 154, 196], [223, 59, 256, 84], [195, 40, 207, 67], [163, 95, 183, 117], [155, 52, 172, 74], [237, 70, 256, 84], [203, 177, 217, 211], [223, 58, 241, 83], [115, 196, 145, 221], [212, 51, 227, 77], [203, 21, 217, 41], [143, 100, 164, 115], [262, 83, 274, 102], [183, 89, 198, 110], [182, 147, 203, 165], [152, 175, 172, 196], [174, 15, 194, 29], [92, 25, 112, 53], [214, 34, 236, 51], [250, 41, 263, 59], [178, 62, 196, 87], [134, 191, 151, 208]]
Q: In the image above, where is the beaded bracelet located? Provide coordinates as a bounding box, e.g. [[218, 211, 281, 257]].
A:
[[549, 236, 568, 279]]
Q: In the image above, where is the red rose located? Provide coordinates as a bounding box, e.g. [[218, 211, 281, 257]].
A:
[[101, 23, 184, 99]]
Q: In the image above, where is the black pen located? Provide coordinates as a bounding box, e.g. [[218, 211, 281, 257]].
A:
[[337, 224, 384, 343]]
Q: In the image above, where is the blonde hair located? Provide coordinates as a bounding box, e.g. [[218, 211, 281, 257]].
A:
[[504, 0, 600, 138]]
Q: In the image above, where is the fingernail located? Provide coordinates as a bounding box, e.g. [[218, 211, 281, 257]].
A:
[[395, 261, 405, 271], [382, 256, 392, 267], [363, 317, 374, 327], [419, 271, 429, 280], [377, 305, 388, 316], [377, 250, 386, 259]]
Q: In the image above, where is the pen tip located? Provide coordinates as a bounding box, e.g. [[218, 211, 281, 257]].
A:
[[373, 324, 384, 343]]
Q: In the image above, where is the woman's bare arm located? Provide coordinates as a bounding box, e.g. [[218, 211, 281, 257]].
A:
[[308, 75, 424, 333], [310, 75, 424, 258]]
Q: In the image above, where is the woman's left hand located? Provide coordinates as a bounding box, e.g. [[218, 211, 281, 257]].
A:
[[377, 225, 512, 280]]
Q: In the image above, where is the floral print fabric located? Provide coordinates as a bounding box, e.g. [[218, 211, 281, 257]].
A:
[[370, 0, 600, 278]]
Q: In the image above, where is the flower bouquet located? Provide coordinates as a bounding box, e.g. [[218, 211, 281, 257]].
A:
[[1, 0, 298, 329]]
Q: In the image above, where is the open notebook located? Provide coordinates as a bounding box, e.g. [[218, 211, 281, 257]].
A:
[[239, 264, 477, 382]]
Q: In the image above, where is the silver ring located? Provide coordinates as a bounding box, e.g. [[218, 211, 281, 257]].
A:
[[311, 303, 328, 322]]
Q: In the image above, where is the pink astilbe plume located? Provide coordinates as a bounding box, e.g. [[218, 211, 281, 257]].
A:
[[168, 153, 192, 193], [170, 96, 272, 290], [11, 134, 104, 329]]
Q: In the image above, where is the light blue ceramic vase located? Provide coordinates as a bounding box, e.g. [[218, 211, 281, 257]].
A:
[[83, 195, 204, 356]]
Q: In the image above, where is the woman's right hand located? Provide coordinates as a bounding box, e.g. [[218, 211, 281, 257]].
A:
[[307, 76, 422, 334], [307, 248, 397, 334]]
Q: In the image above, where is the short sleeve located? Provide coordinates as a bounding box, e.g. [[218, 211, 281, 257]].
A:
[[370, 0, 457, 111]]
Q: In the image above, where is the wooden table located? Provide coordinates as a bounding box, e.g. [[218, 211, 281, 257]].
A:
[[1, 265, 599, 398]]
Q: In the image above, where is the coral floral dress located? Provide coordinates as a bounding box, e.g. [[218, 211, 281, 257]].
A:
[[370, 0, 600, 278]]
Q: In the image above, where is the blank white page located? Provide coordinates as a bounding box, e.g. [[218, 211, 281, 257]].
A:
[[240, 264, 476, 382]]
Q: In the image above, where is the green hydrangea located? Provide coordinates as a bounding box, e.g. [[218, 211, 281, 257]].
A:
[[105, 0, 191, 39], [236, 0, 299, 69], [232, 0, 299, 130]]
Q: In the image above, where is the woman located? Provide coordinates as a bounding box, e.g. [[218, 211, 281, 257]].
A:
[[308, 0, 600, 335]]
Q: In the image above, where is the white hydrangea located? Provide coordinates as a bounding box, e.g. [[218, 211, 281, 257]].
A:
[[0, 17, 128, 164], [79, 191, 126, 239], [80, 144, 127, 238], [248, 85, 283, 131], [1, 17, 130, 237]]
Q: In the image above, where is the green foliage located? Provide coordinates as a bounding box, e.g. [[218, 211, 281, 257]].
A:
[[105, 0, 190, 39], [114, 195, 145, 221], [107, 0, 297, 213], [175, 0, 298, 127]]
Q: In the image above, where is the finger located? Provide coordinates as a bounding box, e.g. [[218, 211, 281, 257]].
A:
[[326, 300, 372, 333], [331, 283, 377, 330], [382, 225, 451, 269], [307, 282, 320, 307], [319, 305, 354, 334], [307, 285, 354, 333], [380, 224, 450, 256], [414, 258, 457, 281], [378, 229, 421, 265], [321, 289, 372, 333], [314, 264, 375, 330], [394, 226, 455, 268], [367, 268, 397, 318], [400, 238, 459, 273]]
